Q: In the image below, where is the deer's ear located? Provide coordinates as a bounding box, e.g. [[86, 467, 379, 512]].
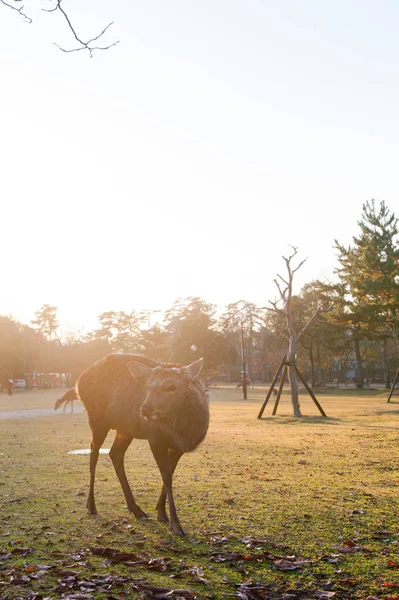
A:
[[182, 358, 204, 383], [127, 361, 152, 380]]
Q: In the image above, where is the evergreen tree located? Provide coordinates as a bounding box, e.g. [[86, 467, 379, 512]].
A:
[[335, 200, 399, 387], [113, 311, 143, 353], [88, 311, 117, 347], [31, 304, 60, 342], [164, 297, 220, 384]]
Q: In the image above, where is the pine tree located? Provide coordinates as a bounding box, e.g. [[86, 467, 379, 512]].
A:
[[334, 200, 399, 387], [31, 304, 60, 342]]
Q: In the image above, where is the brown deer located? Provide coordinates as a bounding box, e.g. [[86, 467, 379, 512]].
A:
[[64, 353, 208, 536], [55, 388, 78, 413]]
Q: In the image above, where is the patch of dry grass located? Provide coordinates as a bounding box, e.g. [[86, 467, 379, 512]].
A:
[[1, 386, 399, 599]]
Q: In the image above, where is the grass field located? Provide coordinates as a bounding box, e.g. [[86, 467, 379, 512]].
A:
[[1, 385, 399, 599]]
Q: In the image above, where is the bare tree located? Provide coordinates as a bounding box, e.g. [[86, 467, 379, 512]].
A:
[[1, 0, 119, 56], [266, 247, 332, 416]]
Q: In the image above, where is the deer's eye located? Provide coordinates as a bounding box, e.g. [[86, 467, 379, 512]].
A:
[[166, 384, 177, 393]]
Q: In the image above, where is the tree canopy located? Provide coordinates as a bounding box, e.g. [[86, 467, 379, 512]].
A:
[[334, 200, 399, 386]]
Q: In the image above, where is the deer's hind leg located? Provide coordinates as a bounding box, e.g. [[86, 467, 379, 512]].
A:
[[87, 424, 109, 515], [109, 432, 147, 520]]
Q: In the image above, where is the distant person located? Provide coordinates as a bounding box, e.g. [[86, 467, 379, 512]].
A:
[[7, 379, 13, 396]]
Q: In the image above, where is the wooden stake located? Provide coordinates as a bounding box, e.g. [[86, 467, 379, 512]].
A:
[[257, 355, 286, 419], [387, 367, 399, 403], [272, 364, 288, 415], [295, 366, 327, 417]]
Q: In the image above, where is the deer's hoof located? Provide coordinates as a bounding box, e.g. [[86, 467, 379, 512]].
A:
[[171, 524, 185, 536], [137, 514, 149, 522], [127, 503, 148, 520], [132, 509, 148, 521], [86, 497, 97, 515], [157, 513, 169, 523]]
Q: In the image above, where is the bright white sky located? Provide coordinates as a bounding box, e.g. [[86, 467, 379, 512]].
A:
[[1, 0, 398, 335]]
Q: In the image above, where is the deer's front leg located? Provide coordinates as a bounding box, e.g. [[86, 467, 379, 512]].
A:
[[149, 441, 185, 536]]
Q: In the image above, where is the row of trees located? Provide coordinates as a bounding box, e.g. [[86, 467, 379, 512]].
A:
[[1, 201, 398, 393]]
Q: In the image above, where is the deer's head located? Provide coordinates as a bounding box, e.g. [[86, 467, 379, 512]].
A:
[[127, 358, 204, 421]]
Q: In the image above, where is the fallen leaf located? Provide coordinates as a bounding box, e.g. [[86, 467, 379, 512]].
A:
[[338, 578, 358, 585]]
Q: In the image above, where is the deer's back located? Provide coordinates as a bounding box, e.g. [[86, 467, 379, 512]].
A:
[[76, 354, 210, 449], [76, 354, 159, 437]]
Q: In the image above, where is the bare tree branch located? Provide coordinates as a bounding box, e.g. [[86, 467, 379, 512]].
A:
[[282, 245, 298, 266], [266, 300, 285, 315], [0, 0, 31, 23], [274, 277, 287, 302], [1, 0, 119, 56], [295, 302, 333, 344], [43, 0, 119, 57], [276, 273, 289, 287], [292, 258, 307, 276]]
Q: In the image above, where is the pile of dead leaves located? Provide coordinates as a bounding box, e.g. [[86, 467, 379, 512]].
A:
[[0, 545, 197, 599]]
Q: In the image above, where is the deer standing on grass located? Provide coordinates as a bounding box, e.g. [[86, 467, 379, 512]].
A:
[[55, 388, 78, 413], [56, 354, 209, 536]]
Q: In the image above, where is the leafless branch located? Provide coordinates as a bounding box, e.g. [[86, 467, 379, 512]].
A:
[[292, 257, 307, 275], [282, 246, 307, 276], [0, 0, 31, 23], [276, 273, 289, 287], [43, 0, 119, 57], [282, 245, 298, 266], [274, 278, 287, 302], [296, 302, 333, 344], [266, 300, 285, 315], [1, 0, 119, 56]]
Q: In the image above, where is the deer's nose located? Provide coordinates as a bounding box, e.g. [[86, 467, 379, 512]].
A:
[[140, 404, 150, 417], [140, 404, 159, 419]]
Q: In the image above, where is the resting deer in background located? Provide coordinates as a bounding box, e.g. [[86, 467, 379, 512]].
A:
[[57, 354, 209, 536]]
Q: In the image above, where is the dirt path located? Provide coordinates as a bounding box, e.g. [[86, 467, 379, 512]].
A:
[[0, 406, 84, 419]]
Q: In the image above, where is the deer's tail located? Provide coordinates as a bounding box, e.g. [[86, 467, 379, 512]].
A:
[[54, 388, 78, 411]]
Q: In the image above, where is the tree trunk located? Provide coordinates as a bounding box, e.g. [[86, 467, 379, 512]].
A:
[[308, 346, 315, 387], [261, 362, 265, 383], [340, 358, 347, 384], [354, 335, 364, 388], [247, 321, 253, 381], [288, 342, 301, 417], [240, 322, 247, 400], [315, 342, 323, 384], [383, 337, 391, 389], [261, 331, 268, 383]]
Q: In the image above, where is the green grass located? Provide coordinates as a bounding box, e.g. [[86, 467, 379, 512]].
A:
[[1, 386, 399, 599]]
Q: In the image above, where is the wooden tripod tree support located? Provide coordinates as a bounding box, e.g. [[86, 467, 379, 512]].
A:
[[387, 367, 399, 403], [257, 355, 327, 418]]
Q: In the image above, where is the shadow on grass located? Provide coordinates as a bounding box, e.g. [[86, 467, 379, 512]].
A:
[[373, 408, 399, 415], [297, 388, 385, 397], [258, 415, 342, 425]]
